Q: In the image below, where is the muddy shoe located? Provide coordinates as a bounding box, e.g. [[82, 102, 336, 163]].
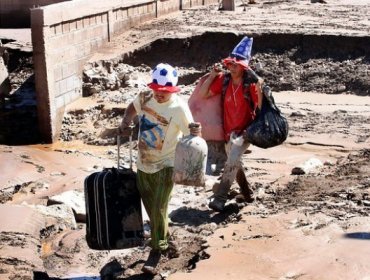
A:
[[212, 182, 221, 194], [235, 190, 254, 203], [208, 198, 225, 212], [236, 169, 254, 203], [142, 250, 161, 275]]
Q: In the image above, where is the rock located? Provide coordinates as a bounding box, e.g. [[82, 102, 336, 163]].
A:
[[100, 259, 123, 278], [30, 203, 77, 230], [336, 84, 346, 92], [124, 268, 136, 277], [290, 111, 306, 117], [48, 190, 86, 223], [255, 62, 263, 72], [83, 83, 102, 97], [362, 200, 370, 207], [291, 158, 324, 175]]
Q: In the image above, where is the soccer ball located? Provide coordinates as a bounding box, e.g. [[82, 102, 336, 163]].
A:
[[151, 63, 178, 87]]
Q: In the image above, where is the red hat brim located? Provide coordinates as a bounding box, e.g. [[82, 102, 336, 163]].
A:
[[148, 83, 180, 93], [222, 57, 249, 69]]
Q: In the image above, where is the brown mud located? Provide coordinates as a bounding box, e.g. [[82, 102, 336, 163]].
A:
[[0, 0, 370, 279]]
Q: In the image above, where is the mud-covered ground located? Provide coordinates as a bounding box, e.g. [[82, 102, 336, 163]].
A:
[[0, 0, 370, 279]]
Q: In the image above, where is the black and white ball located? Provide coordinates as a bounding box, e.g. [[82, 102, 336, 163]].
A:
[[151, 63, 178, 86]]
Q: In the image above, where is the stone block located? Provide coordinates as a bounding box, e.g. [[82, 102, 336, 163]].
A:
[[66, 76, 75, 92], [55, 94, 65, 110], [60, 78, 67, 94], [76, 19, 83, 29], [54, 80, 61, 97], [64, 90, 72, 104], [69, 20, 77, 31], [54, 65, 63, 81], [62, 21, 70, 33], [90, 15, 98, 26], [54, 23, 63, 35], [102, 13, 108, 23], [83, 17, 90, 27]]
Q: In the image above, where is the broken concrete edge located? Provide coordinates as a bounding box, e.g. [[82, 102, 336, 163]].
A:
[[31, 0, 155, 27]]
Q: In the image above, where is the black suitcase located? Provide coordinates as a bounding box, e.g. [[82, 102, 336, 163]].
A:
[[84, 136, 144, 250]]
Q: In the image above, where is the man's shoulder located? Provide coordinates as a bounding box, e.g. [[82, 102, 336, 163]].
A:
[[170, 94, 188, 108]]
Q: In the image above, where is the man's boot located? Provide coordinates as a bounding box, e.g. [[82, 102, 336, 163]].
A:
[[236, 169, 254, 203], [142, 250, 161, 275], [209, 180, 230, 212], [209, 197, 226, 212]]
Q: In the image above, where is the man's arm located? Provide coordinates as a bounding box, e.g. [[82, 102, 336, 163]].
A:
[[199, 64, 222, 98], [256, 78, 264, 109], [118, 102, 137, 134]]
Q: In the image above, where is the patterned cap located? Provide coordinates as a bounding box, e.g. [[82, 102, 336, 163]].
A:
[[223, 36, 253, 69], [148, 63, 180, 93]]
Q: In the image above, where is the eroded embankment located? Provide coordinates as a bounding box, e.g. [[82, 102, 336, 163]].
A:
[[1, 31, 369, 145], [121, 32, 370, 95]]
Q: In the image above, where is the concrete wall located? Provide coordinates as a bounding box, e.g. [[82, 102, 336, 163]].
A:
[[31, 0, 218, 143], [0, 0, 69, 28]]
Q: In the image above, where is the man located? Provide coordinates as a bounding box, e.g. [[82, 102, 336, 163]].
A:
[[119, 63, 195, 275], [199, 36, 263, 212]]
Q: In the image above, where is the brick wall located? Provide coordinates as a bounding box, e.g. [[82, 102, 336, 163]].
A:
[[31, 0, 218, 143], [0, 0, 69, 28]]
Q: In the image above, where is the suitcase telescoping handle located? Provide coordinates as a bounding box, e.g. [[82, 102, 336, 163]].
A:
[[117, 124, 134, 170]]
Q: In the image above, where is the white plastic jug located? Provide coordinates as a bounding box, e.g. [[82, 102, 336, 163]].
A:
[[173, 123, 208, 186]]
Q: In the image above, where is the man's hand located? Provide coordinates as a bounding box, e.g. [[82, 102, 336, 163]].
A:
[[209, 63, 223, 79], [241, 129, 249, 140], [117, 125, 134, 138], [189, 122, 202, 136]]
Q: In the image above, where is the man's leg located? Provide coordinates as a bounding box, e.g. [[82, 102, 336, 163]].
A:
[[137, 167, 174, 251], [137, 168, 174, 275], [209, 139, 250, 211], [236, 168, 254, 202]]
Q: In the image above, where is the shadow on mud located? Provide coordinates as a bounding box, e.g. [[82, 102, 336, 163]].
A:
[[170, 203, 242, 226], [34, 271, 100, 279], [0, 75, 40, 145], [0, 49, 40, 145]]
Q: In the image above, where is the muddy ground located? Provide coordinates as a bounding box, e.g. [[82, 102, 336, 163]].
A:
[[0, 0, 370, 279]]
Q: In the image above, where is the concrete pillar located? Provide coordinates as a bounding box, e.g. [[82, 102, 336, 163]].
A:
[[107, 10, 114, 41], [222, 0, 235, 10], [31, 8, 54, 143]]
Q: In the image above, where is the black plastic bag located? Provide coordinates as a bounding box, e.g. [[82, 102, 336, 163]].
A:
[[245, 85, 288, 149]]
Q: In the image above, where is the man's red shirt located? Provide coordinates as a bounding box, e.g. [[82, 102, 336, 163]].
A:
[[210, 72, 259, 141]]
